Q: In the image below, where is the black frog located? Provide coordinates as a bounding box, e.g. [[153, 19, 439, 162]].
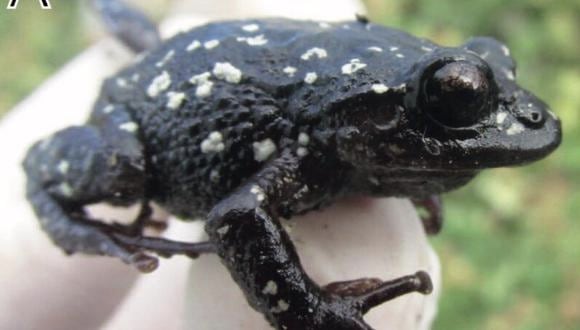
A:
[[22, 1, 561, 329]]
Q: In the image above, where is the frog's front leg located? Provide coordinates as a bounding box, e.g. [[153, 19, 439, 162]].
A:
[[412, 195, 443, 235], [206, 152, 433, 330]]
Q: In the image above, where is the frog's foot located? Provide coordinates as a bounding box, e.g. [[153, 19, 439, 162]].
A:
[[25, 188, 158, 272], [323, 271, 433, 313], [26, 188, 216, 272], [91, 0, 160, 52], [412, 195, 443, 235], [23, 126, 216, 272]]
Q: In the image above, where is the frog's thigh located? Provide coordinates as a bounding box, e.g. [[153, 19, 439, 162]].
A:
[[185, 198, 441, 330]]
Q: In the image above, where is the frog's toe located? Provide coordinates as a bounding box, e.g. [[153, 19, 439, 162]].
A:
[[57, 215, 161, 273]]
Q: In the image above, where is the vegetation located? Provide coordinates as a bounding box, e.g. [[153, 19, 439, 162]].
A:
[[1, 1, 578, 329]]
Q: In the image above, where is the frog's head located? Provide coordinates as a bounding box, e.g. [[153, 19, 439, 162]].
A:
[[333, 37, 561, 195]]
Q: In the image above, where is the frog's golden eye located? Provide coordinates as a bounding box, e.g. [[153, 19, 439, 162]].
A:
[[421, 60, 496, 127]]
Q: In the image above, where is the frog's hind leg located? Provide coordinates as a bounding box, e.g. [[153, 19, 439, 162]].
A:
[[23, 125, 157, 271], [91, 0, 161, 52], [23, 125, 214, 272], [412, 195, 444, 235]]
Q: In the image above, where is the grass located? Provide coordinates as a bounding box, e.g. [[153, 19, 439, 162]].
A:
[[1, 1, 578, 329]]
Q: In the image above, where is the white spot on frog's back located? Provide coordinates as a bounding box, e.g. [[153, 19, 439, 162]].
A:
[[283, 66, 297, 77], [190, 72, 211, 85], [319, 22, 331, 29], [297, 133, 310, 157], [102, 105, 115, 114], [210, 169, 220, 182], [270, 300, 290, 313], [371, 84, 389, 94], [242, 24, 260, 32], [503, 67, 515, 81], [200, 131, 225, 153], [186, 40, 201, 52], [204, 40, 220, 49], [389, 144, 404, 155], [166, 91, 186, 109], [216, 225, 230, 237], [195, 82, 214, 98], [367, 46, 383, 52], [341, 59, 367, 75], [116, 78, 129, 88], [393, 83, 407, 92], [506, 122, 525, 135], [58, 182, 74, 197], [304, 72, 318, 84], [298, 133, 310, 146], [250, 185, 266, 202], [501, 44, 511, 57], [253, 138, 277, 162], [301, 47, 328, 60], [213, 62, 242, 84], [147, 71, 171, 98], [496, 111, 508, 126], [119, 122, 139, 133], [156, 50, 175, 68], [57, 160, 69, 175], [262, 281, 278, 295], [189, 72, 214, 98], [236, 34, 268, 46]]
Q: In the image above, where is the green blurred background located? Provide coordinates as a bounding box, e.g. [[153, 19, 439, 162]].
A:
[[0, 1, 578, 329]]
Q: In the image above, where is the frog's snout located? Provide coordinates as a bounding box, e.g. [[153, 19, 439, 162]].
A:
[[494, 91, 562, 164], [511, 93, 561, 137]]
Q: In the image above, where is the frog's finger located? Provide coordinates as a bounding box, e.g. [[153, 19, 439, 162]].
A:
[[356, 271, 433, 313], [91, 0, 160, 52], [322, 271, 432, 314]]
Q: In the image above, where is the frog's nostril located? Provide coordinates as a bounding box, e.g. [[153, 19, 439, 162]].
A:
[[517, 108, 545, 128], [530, 111, 542, 123]]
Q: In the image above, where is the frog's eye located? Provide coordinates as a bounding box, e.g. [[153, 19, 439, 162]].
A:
[[420, 60, 496, 127]]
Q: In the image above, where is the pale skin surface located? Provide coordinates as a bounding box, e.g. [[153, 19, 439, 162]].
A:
[[0, 1, 441, 329]]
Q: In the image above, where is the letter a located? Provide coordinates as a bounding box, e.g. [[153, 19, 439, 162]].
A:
[[7, 0, 52, 9]]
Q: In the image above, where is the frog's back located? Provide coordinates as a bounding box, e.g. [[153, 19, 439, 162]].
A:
[[89, 18, 437, 217]]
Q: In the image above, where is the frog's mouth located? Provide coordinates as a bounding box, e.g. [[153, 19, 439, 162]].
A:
[[362, 168, 479, 197]]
